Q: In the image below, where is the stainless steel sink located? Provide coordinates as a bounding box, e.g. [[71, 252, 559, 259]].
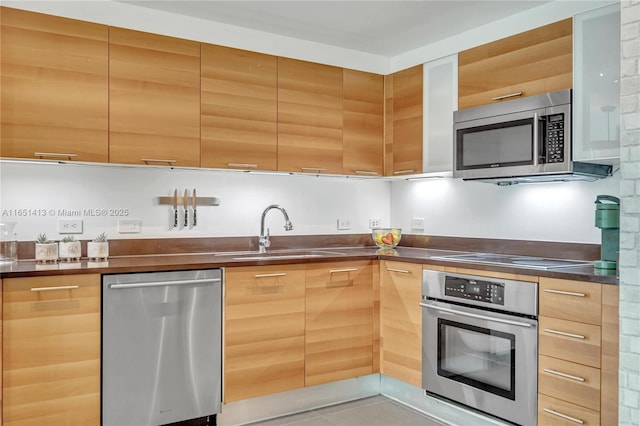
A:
[[213, 249, 346, 260]]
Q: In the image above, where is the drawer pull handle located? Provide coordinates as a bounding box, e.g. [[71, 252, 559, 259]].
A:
[[300, 167, 327, 173], [329, 268, 358, 274], [543, 368, 586, 382], [544, 328, 586, 340], [228, 163, 258, 169], [387, 268, 410, 274], [393, 170, 415, 175], [543, 408, 584, 424], [354, 170, 379, 176], [491, 92, 523, 101], [254, 273, 287, 278], [34, 152, 78, 159], [544, 289, 586, 297], [141, 158, 177, 164], [31, 285, 79, 292]]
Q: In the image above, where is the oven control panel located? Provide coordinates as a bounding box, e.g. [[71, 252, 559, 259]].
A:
[[444, 276, 504, 305]]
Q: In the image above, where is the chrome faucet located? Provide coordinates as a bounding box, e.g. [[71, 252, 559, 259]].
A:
[[258, 204, 293, 253]]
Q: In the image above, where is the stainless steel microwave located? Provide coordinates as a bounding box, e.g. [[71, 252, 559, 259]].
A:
[[453, 90, 611, 184]]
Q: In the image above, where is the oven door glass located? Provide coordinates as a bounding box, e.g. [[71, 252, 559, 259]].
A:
[[437, 318, 515, 400]]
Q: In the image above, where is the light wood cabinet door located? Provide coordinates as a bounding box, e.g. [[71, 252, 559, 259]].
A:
[[2, 274, 101, 426], [224, 265, 306, 402], [380, 261, 422, 387], [538, 394, 600, 426], [384, 65, 423, 176], [538, 354, 601, 410], [601, 284, 619, 426], [109, 27, 200, 167], [201, 44, 278, 171], [342, 70, 384, 176], [539, 316, 602, 369], [540, 277, 602, 325], [277, 58, 343, 174], [305, 261, 374, 386], [458, 18, 572, 110], [0, 7, 108, 162]]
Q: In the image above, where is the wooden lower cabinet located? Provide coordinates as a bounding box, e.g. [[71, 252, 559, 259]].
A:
[[305, 261, 373, 386], [2, 274, 101, 426], [538, 394, 600, 426], [224, 265, 306, 402], [379, 261, 422, 387]]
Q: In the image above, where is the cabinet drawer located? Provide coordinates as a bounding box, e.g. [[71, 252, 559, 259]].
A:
[[538, 394, 600, 426], [539, 355, 601, 410], [539, 316, 601, 368], [540, 278, 601, 325]]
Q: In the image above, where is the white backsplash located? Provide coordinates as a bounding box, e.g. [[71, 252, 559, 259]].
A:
[[0, 161, 620, 244]]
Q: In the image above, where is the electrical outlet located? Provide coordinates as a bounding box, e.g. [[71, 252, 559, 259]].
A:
[[118, 219, 142, 234], [369, 218, 381, 228], [337, 218, 351, 230], [58, 218, 83, 234], [411, 218, 425, 229]]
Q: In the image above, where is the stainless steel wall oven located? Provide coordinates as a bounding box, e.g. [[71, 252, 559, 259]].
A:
[[421, 270, 538, 426]]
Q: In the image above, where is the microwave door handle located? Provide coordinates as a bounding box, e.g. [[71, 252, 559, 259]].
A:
[[533, 112, 539, 166]]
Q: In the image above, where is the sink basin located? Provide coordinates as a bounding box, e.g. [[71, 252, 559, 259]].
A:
[[213, 249, 346, 260]]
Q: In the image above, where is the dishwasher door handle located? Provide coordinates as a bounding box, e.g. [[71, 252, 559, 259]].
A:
[[109, 277, 221, 289], [420, 302, 534, 328]]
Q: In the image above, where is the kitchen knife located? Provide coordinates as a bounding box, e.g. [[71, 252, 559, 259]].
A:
[[192, 188, 197, 226], [173, 189, 178, 228], [184, 189, 189, 227]]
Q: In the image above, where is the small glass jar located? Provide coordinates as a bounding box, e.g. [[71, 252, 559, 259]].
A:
[[0, 222, 18, 264]]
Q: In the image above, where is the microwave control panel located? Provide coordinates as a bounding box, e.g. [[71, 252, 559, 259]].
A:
[[444, 276, 505, 305], [545, 113, 565, 163]]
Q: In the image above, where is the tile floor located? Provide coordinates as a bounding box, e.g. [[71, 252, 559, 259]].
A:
[[245, 395, 448, 426]]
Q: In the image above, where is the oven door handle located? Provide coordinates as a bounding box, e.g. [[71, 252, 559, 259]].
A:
[[420, 302, 534, 328]]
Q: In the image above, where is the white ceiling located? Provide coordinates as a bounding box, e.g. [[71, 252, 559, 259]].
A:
[[121, 1, 552, 56]]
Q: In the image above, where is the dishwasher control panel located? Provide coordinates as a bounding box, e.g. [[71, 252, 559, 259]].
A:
[[444, 275, 505, 305]]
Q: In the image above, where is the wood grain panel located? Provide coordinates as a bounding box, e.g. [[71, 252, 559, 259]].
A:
[[2, 274, 100, 426], [539, 316, 601, 368], [372, 260, 380, 373], [538, 394, 600, 426], [109, 27, 200, 166], [383, 74, 394, 176], [442, 265, 538, 282], [540, 277, 602, 325], [277, 57, 343, 174], [201, 44, 277, 171], [224, 265, 305, 401], [538, 354, 601, 410], [0, 7, 108, 161], [380, 261, 422, 387], [305, 261, 373, 386], [601, 284, 619, 426], [343, 70, 384, 176], [459, 18, 572, 109], [390, 65, 423, 175]]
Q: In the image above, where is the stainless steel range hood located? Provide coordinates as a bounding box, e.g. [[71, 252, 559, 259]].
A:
[[465, 161, 613, 185]]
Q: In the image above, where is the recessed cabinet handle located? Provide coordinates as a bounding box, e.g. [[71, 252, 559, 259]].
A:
[[544, 289, 586, 297], [254, 273, 287, 278], [542, 408, 584, 424], [300, 167, 327, 173], [34, 152, 78, 160], [354, 170, 379, 176], [387, 268, 410, 274], [31, 285, 79, 292], [543, 328, 586, 340], [329, 268, 358, 274], [491, 92, 523, 101], [393, 170, 415, 175], [141, 158, 177, 164], [543, 368, 586, 382], [228, 163, 258, 169]]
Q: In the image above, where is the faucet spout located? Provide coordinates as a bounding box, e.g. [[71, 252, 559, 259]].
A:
[[259, 204, 293, 253]]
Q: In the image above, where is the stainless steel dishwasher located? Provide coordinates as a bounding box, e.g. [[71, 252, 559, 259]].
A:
[[102, 269, 222, 426]]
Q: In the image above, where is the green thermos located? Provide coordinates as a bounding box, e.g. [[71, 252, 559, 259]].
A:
[[594, 195, 620, 270]]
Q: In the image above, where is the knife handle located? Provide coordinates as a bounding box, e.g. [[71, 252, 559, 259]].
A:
[[184, 209, 188, 227], [193, 209, 197, 227], [174, 210, 178, 228]]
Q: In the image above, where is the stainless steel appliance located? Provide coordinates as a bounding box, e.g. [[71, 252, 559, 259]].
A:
[[453, 89, 611, 184], [421, 269, 538, 426], [102, 269, 222, 426]]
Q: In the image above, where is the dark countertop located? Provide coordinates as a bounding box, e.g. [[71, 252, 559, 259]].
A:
[[0, 245, 618, 285]]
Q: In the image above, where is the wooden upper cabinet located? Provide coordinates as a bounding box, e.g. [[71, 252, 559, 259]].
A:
[[109, 27, 201, 167], [0, 7, 108, 162], [277, 58, 343, 174], [384, 65, 423, 176], [305, 261, 374, 386], [201, 45, 278, 171], [458, 18, 573, 110], [343, 70, 384, 176]]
